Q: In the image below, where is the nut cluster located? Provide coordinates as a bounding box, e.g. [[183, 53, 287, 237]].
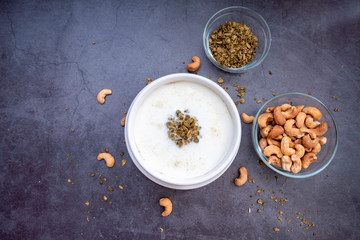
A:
[[258, 104, 328, 173], [166, 110, 200, 147]]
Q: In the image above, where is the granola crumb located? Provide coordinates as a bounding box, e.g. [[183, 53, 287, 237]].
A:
[[269, 70, 272, 75], [122, 159, 126, 166], [85, 201, 89, 206], [118, 185, 124, 190], [160, 227, 164, 232], [273, 227, 280, 232]]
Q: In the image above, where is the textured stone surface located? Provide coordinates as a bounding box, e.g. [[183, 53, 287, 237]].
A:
[[0, 0, 359, 239]]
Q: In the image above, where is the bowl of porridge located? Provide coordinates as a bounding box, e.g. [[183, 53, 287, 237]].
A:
[[125, 73, 241, 189]]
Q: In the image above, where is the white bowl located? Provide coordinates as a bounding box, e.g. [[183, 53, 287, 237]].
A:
[[125, 73, 241, 189]]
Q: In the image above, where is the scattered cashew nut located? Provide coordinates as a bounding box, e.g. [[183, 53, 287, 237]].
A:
[[121, 116, 126, 127], [186, 56, 200, 72], [97, 153, 115, 168], [241, 113, 255, 124], [97, 89, 112, 104], [159, 198, 173, 217], [234, 167, 248, 186]]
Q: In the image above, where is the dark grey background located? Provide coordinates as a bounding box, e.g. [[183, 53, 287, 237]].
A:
[[1, 0, 359, 239]]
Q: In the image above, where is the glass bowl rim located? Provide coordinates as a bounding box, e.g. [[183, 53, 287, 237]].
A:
[[251, 92, 339, 178], [203, 6, 272, 73]]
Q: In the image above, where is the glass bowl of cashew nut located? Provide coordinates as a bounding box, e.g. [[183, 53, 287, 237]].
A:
[[252, 92, 338, 178]]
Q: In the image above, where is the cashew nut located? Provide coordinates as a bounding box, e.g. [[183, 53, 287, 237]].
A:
[[281, 156, 292, 171], [305, 147, 313, 152], [300, 128, 317, 140], [302, 153, 317, 169], [241, 113, 255, 124], [311, 143, 321, 154], [284, 119, 304, 138], [295, 112, 307, 128], [266, 107, 274, 113], [319, 137, 327, 145], [290, 155, 302, 174], [260, 126, 273, 138], [274, 106, 286, 125], [186, 56, 200, 72], [268, 125, 284, 139], [296, 105, 305, 112], [282, 106, 299, 119], [159, 198, 173, 217], [302, 134, 320, 148], [97, 153, 115, 168], [97, 89, 112, 104], [267, 156, 281, 168], [305, 115, 320, 129], [302, 122, 328, 137], [259, 138, 268, 151], [234, 167, 248, 186], [121, 116, 126, 127], [294, 138, 302, 145], [258, 113, 274, 129], [281, 136, 296, 156], [302, 107, 322, 120], [267, 137, 281, 148], [264, 145, 283, 158], [280, 104, 292, 111], [294, 144, 305, 159]]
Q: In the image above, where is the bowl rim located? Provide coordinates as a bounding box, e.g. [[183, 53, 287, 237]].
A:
[[203, 6, 272, 73], [251, 92, 338, 178], [125, 73, 242, 189]]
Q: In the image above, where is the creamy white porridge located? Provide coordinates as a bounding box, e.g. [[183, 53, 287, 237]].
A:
[[133, 81, 233, 178]]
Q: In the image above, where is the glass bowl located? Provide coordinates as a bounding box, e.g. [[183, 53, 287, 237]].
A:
[[252, 92, 338, 178], [203, 6, 271, 73]]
